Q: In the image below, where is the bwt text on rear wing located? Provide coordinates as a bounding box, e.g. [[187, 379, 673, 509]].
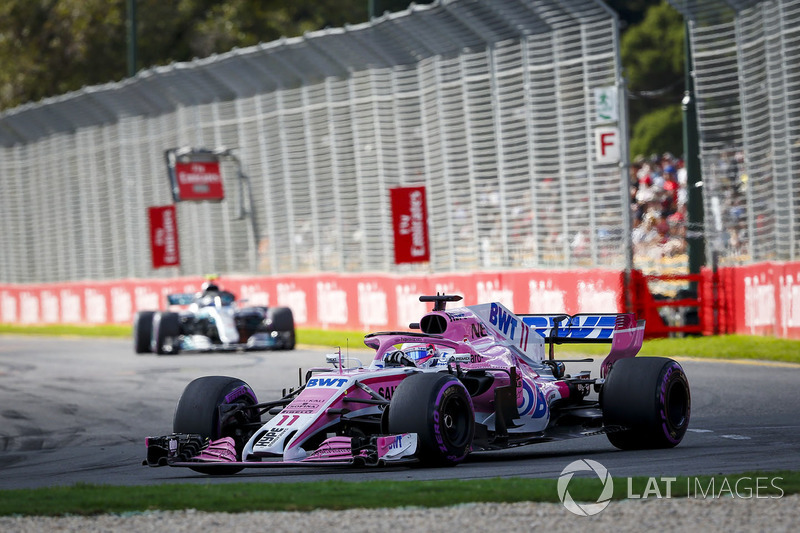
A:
[[521, 313, 646, 376], [521, 313, 644, 343]]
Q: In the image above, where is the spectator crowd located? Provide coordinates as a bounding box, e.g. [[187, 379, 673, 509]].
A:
[[629, 152, 689, 268]]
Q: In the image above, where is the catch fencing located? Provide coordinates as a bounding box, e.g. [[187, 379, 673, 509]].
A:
[[668, 0, 800, 266], [0, 0, 625, 284]]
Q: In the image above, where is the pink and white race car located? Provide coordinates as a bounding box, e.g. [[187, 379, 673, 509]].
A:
[[144, 294, 690, 473]]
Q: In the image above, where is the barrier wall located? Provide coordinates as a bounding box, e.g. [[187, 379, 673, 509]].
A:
[[0, 1, 626, 284], [710, 262, 800, 340], [0, 269, 624, 332], [3, 262, 799, 339]]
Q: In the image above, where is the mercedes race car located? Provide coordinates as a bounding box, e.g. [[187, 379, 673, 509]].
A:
[[144, 294, 690, 472], [133, 283, 295, 355]]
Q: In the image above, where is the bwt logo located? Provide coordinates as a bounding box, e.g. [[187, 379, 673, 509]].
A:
[[522, 315, 616, 340], [306, 377, 349, 388], [488, 303, 518, 339]]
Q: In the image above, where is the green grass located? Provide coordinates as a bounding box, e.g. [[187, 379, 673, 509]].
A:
[[0, 472, 796, 516], [0, 323, 132, 338], [559, 334, 800, 364], [639, 335, 800, 363], [2, 323, 800, 364]]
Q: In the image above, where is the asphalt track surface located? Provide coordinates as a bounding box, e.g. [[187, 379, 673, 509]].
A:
[[1, 335, 799, 490]]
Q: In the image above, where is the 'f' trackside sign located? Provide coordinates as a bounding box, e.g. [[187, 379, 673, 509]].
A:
[[595, 126, 620, 164]]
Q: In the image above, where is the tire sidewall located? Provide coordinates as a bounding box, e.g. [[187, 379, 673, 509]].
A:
[[432, 379, 474, 463], [658, 361, 691, 445], [266, 307, 295, 349], [133, 311, 154, 353], [266, 307, 294, 332], [153, 311, 180, 355], [388, 372, 474, 466], [602, 357, 691, 449], [172, 376, 259, 475], [174, 376, 257, 436]]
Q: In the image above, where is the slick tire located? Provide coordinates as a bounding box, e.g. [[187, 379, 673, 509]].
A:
[[388, 372, 474, 466], [133, 311, 155, 354], [601, 357, 691, 450], [267, 307, 295, 350], [173, 376, 260, 475], [152, 311, 180, 355]]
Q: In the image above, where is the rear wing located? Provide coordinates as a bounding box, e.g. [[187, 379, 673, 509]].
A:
[[520, 313, 646, 377], [521, 313, 633, 343]]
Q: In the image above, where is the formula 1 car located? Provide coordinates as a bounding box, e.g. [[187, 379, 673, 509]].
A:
[[144, 294, 690, 472], [133, 283, 295, 355]]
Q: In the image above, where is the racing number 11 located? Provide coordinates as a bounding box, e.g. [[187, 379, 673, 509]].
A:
[[519, 323, 529, 351], [276, 414, 300, 426]]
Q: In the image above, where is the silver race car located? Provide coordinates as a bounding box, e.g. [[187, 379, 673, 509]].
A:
[[133, 282, 295, 354]]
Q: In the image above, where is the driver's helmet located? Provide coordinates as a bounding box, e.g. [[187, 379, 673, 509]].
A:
[[401, 343, 440, 367], [201, 281, 220, 293]]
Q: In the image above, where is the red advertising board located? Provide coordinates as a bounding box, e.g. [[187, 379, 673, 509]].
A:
[[711, 262, 800, 339], [174, 161, 224, 201], [148, 205, 180, 268], [4, 262, 799, 339], [390, 186, 430, 264]]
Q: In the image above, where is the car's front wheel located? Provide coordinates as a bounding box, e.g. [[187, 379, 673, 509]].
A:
[[173, 376, 261, 475], [133, 311, 154, 354], [152, 311, 180, 355], [266, 307, 295, 350], [388, 372, 474, 466]]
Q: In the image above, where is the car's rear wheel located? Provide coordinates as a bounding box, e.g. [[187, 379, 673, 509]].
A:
[[133, 311, 154, 354], [173, 376, 261, 475], [267, 307, 295, 350], [601, 357, 690, 450], [388, 372, 474, 466], [152, 311, 180, 355]]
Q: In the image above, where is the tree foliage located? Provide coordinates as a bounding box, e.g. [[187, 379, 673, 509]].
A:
[[0, 0, 685, 158], [0, 0, 126, 110], [606, 0, 661, 28], [622, 1, 684, 96], [621, 0, 686, 158], [630, 103, 683, 158], [0, 0, 368, 111]]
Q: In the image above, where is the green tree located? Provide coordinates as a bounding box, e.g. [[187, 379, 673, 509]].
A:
[[630, 103, 683, 157], [0, 0, 369, 112], [1, 0, 687, 161], [606, 0, 661, 28], [621, 0, 686, 158], [175, 0, 371, 60], [0, 0, 126, 111]]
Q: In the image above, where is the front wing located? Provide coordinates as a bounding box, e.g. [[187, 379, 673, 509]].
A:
[[144, 432, 418, 469], [178, 333, 285, 352]]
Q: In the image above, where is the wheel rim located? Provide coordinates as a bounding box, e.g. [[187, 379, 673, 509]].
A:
[[665, 379, 689, 431], [216, 398, 259, 455], [440, 393, 471, 448]]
